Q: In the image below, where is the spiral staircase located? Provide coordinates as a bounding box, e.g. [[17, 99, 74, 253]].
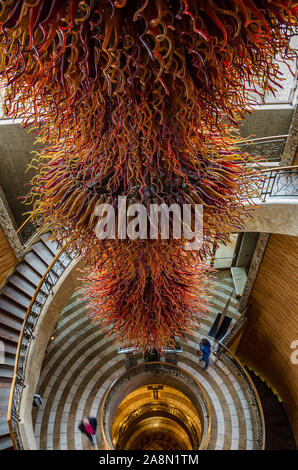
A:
[[0, 234, 61, 450], [0, 233, 264, 451], [29, 272, 263, 451], [30, 289, 260, 451]]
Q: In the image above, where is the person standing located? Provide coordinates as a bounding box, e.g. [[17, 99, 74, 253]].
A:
[[198, 338, 211, 370], [78, 416, 97, 449]]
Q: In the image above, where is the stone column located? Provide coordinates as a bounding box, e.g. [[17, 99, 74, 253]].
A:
[[0, 186, 23, 259], [281, 104, 298, 166]]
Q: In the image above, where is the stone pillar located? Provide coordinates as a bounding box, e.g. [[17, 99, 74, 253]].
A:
[[281, 104, 298, 166], [0, 186, 23, 259]]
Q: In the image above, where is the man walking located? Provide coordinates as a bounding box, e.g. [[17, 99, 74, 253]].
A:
[[198, 338, 211, 370]]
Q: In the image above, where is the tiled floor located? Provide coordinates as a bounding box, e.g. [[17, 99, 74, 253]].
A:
[[32, 271, 257, 450]]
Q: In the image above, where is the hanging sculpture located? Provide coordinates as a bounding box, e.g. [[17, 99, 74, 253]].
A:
[[0, 1, 296, 350], [80, 240, 214, 351]]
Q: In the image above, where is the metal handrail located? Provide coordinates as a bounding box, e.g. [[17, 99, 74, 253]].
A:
[[237, 134, 288, 145], [258, 165, 298, 201], [183, 328, 265, 449], [219, 306, 249, 347], [236, 134, 288, 163], [215, 340, 265, 450], [201, 301, 265, 449], [16, 216, 40, 247], [7, 244, 76, 450], [259, 164, 298, 172]]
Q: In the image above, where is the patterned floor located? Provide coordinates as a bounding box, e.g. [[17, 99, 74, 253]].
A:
[[32, 270, 257, 450]]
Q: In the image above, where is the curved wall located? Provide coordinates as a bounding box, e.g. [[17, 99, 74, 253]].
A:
[[0, 124, 37, 228], [101, 363, 211, 450], [237, 233, 298, 444], [242, 200, 298, 237], [112, 385, 201, 450], [18, 257, 84, 449]]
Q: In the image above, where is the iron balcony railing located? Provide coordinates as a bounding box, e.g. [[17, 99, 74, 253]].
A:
[[16, 217, 40, 249], [7, 246, 76, 450], [238, 135, 288, 163], [259, 165, 298, 201]]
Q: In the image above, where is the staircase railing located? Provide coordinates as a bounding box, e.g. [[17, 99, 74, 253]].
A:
[[219, 306, 249, 349], [259, 165, 298, 201], [215, 340, 265, 450], [16, 217, 40, 249], [207, 296, 264, 449], [7, 246, 76, 450]]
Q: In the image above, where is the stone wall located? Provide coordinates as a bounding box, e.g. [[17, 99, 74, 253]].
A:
[[0, 226, 17, 287], [281, 104, 298, 166], [237, 233, 298, 444]]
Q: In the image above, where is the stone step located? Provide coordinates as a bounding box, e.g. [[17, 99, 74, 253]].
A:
[[0, 233, 59, 451], [1, 340, 17, 358], [6, 273, 36, 298], [0, 285, 31, 309], [0, 435, 13, 450], [33, 275, 257, 451], [31, 241, 55, 266], [0, 296, 27, 321], [23, 251, 48, 277], [0, 420, 9, 435], [15, 263, 42, 287], [0, 364, 14, 380], [0, 326, 20, 344], [0, 312, 24, 333], [40, 234, 61, 256]]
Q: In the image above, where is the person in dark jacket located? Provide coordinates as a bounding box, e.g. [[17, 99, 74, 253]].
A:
[[198, 338, 211, 369], [78, 416, 97, 448]]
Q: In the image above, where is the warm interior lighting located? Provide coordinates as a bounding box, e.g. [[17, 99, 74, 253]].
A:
[[0, 1, 296, 350], [112, 384, 201, 450]]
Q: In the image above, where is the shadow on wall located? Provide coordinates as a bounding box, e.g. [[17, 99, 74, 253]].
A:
[[236, 233, 298, 445]]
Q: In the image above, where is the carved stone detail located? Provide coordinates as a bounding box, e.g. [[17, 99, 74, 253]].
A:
[[0, 186, 23, 259], [281, 104, 298, 166]]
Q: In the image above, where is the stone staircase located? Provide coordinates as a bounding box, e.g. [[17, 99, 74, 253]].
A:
[[30, 279, 261, 451], [178, 336, 255, 450], [0, 233, 60, 450], [197, 269, 240, 338], [247, 370, 296, 450], [32, 291, 126, 450], [1, 238, 261, 451]]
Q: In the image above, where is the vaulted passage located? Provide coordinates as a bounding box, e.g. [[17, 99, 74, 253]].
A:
[[101, 363, 210, 451], [112, 385, 201, 450]]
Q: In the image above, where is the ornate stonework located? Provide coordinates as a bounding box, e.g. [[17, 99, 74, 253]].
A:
[[0, 186, 23, 259], [281, 104, 298, 166]]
